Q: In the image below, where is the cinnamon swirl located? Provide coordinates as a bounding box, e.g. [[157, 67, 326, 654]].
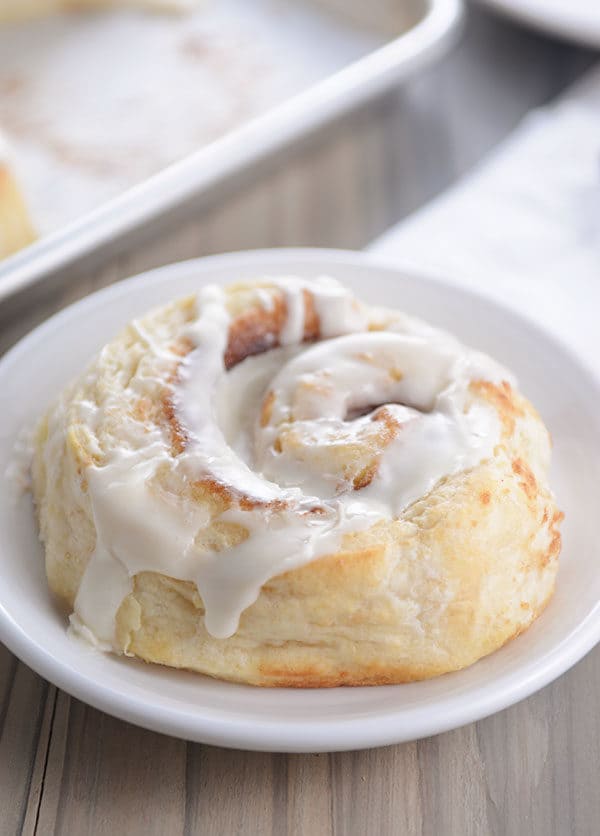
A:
[[32, 276, 562, 686]]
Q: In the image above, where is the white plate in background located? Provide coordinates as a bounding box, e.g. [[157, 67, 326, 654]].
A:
[[478, 0, 600, 48], [0, 249, 599, 752]]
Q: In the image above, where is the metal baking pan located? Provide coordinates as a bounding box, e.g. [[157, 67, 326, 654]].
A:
[[0, 0, 462, 303]]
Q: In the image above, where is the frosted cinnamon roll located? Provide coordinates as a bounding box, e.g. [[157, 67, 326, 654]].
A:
[[32, 277, 562, 686]]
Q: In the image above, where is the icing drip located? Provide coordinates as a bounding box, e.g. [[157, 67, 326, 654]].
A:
[[65, 277, 509, 646]]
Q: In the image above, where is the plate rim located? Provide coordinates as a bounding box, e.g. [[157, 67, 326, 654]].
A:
[[1, 246, 599, 753]]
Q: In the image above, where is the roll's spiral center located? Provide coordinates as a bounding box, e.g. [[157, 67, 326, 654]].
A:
[[253, 332, 458, 496]]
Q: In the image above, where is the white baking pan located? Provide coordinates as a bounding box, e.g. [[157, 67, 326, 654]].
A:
[[0, 0, 462, 302]]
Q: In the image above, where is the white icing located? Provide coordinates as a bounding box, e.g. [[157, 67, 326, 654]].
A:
[[310, 276, 369, 337], [254, 333, 501, 503], [278, 278, 306, 346], [60, 277, 511, 647]]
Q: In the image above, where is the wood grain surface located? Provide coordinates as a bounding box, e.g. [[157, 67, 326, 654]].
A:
[[1, 8, 597, 835]]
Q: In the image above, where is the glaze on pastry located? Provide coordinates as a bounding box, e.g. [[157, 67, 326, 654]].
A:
[[32, 277, 563, 686]]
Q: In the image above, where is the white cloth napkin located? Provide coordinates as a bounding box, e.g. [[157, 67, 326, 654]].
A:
[[369, 64, 600, 373]]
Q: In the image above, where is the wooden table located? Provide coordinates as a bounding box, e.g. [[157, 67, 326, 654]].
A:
[[1, 7, 597, 835]]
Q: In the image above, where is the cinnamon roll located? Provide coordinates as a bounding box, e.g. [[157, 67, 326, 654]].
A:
[[32, 277, 563, 686]]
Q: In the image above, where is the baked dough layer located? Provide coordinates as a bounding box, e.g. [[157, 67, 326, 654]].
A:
[[0, 139, 35, 258], [32, 280, 562, 686]]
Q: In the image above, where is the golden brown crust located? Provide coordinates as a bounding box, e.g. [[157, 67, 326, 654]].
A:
[[470, 379, 524, 437]]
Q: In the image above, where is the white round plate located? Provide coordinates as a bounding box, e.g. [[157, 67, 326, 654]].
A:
[[1, 249, 599, 753], [477, 0, 600, 48]]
